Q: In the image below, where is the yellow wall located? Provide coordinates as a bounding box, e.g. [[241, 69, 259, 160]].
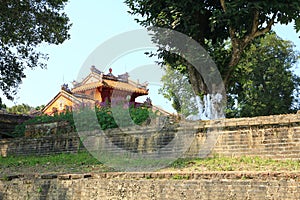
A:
[[43, 95, 73, 115], [81, 89, 102, 102], [94, 89, 102, 102]]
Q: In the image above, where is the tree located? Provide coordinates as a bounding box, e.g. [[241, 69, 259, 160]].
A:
[[159, 64, 198, 117], [227, 33, 300, 117], [125, 1, 300, 104], [160, 33, 300, 118], [35, 105, 45, 111], [0, 103, 6, 110], [0, 0, 71, 102], [7, 103, 33, 114]]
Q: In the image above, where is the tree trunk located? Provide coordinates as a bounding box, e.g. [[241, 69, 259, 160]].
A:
[[186, 63, 208, 95]]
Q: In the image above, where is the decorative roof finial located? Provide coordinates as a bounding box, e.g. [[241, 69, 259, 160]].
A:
[[109, 68, 112, 73]]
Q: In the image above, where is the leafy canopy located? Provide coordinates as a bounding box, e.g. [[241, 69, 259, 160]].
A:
[[227, 33, 300, 117], [0, 0, 71, 102], [161, 33, 300, 117], [125, 0, 300, 93], [6, 103, 33, 115]]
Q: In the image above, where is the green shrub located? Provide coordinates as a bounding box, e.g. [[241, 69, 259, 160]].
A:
[[13, 105, 157, 137], [12, 110, 75, 137]]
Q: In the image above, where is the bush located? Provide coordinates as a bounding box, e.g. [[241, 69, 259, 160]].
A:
[[13, 105, 157, 137], [12, 110, 75, 137]]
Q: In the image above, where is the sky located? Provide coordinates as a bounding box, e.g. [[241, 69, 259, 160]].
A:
[[2, 1, 300, 113]]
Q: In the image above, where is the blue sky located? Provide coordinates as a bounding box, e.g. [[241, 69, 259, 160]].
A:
[[2, 1, 144, 107], [2, 1, 300, 112]]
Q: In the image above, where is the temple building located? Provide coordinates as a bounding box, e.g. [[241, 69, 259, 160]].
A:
[[42, 66, 149, 115]]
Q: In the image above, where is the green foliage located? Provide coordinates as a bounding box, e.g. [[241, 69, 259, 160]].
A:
[[0, 152, 99, 168], [169, 155, 300, 171], [0, 101, 6, 109], [13, 110, 75, 137], [172, 174, 190, 180], [159, 65, 198, 117], [72, 107, 100, 132], [0, 151, 112, 175], [159, 32, 300, 117], [227, 33, 300, 117], [6, 103, 33, 114], [74, 104, 154, 131], [170, 158, 194, 168], [125, 0, 300, 104], [129, 105, 154, 125], [97, 104, 155, 129], [13, 124, 26, 138], [35, 105, 45, 111], [5, 104, 45, 115], [13, 105, 156, 137], [0, 0, 71, 102]]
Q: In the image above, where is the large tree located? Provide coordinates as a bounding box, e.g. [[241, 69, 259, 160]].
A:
[[160, 33, 300, 118], [125, 0, 300, 101], [227, 33, 300, 117], [0, 0, 71, 104]]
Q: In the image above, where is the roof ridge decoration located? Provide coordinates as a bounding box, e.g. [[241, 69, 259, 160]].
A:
[[103, 67, 118, 81], [117, 72, 129, 83], [72, 66, 104, 89], [128, 79, 148, 90], [70, 65, 148, 93], [90, 65, 102, 74], [61, 83, 72, 94]]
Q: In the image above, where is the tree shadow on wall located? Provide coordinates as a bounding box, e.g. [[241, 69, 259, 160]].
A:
[[37, 180, 68, 200]]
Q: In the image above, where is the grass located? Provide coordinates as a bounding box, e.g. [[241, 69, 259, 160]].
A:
[[1, 153, 300, 177], [0, 151, 98, 167], [89, 150, 176, 172], [0, 151, 113, 175], [166, 155, 300, 172], [172, 174, 190, 180]]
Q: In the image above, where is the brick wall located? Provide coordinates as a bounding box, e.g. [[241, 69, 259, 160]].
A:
[[1, 114, 300, 199], [1, 113, 300, 159], [37, 113, 300, 161], [1, 172, 300, 200], [0, 114, 32, 138], [188, 114, 300, 159], [0, 114, 300, 159], [0, 133, 80, 157]]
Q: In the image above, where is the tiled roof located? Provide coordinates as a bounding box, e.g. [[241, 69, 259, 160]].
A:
[[71, 79, 148, 94], [71, 82, 103, 93], [103, 79, 148, 94]]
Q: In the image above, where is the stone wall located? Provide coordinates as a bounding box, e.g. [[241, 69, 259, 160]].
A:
[[0, 133, 80, 157], [188, 114, 300, 159], [1, 114, 300, 199], [1, 172, 300, 200], [0, 114, 32, 138], [1, 113, 300, 159], [24, 121, 73, 138]]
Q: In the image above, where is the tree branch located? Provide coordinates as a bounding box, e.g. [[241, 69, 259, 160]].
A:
[[220, 0, 236, 40], [253, 12, 277, 38], [220, 0, 226, 12], [251, 10, 259, 35], [224, 11, 278, 86]]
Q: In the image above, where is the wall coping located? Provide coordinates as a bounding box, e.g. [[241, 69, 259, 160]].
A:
[[0, 132, 79, 143], [193, 113, 300, 129], [1, 171, 300, 181]]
